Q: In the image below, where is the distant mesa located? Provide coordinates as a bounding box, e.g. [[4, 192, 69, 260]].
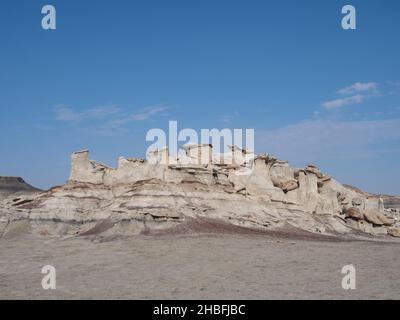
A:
[[0, 176, 42, 198]]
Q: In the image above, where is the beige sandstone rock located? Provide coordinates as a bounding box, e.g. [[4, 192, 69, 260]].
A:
[[305, 165, 323, 179], [344, 207, 364, 220], [371, 226, 388, 236], [365, 197, 385, 212], [0, 145, 396, 239], [280, 180, 299, 193], [352, 197, 363, 206], [376, 212, 394, 226], [388, 227, 400, 238], [363, 210, 384, 226], [356, 220, 374, 234]]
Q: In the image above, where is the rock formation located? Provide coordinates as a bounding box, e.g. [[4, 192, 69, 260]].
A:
[[1, 146, 399, 239]]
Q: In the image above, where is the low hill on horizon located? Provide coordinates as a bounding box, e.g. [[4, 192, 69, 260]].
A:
[[0, 176, 42, 199]]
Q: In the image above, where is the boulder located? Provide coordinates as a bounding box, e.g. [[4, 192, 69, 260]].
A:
[[363, 210, 384, 226], [305, 166, 323, 179], [320, 175, 331, 182], [344, 207, 364, 220], [388, 227, 400, 238], [317, 176, 331, 188], [281, 180, 299, 193], [376, 212, 394, 226]]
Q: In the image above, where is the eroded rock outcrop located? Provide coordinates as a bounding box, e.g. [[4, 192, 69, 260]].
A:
[[1, 146, 399, 239]]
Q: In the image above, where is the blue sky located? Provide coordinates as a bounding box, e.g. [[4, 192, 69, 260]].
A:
[[0, 0, 399, 194]]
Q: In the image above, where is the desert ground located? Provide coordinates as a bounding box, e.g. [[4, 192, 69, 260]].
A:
[[1, 224, 399, 300]]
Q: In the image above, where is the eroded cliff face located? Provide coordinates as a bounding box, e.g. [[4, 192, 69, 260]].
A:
[[1, 148, 399, 239]]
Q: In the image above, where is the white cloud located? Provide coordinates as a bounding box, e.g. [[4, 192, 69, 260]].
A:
[[256, 118, 400, 165], [55, 105, 119, 122], [256, 119, 400, 194], [86, 106, 120, 118], [322, 94, 364, 109], [55, 105, 83, 122], [92, 118, 130, 136], [338, 82, 379, 95], [54, 104, 169, 136], [131, 106, 168, 121], [56, 105, 167, 124]]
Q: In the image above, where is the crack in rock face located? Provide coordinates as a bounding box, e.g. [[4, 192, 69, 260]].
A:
[[1, 147, 400, 239]]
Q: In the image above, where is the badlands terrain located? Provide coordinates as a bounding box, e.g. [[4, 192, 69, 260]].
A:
[[1, 146, 400, 299]]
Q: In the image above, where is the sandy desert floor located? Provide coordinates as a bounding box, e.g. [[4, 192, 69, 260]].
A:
[[1, 229, 399, 300]]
